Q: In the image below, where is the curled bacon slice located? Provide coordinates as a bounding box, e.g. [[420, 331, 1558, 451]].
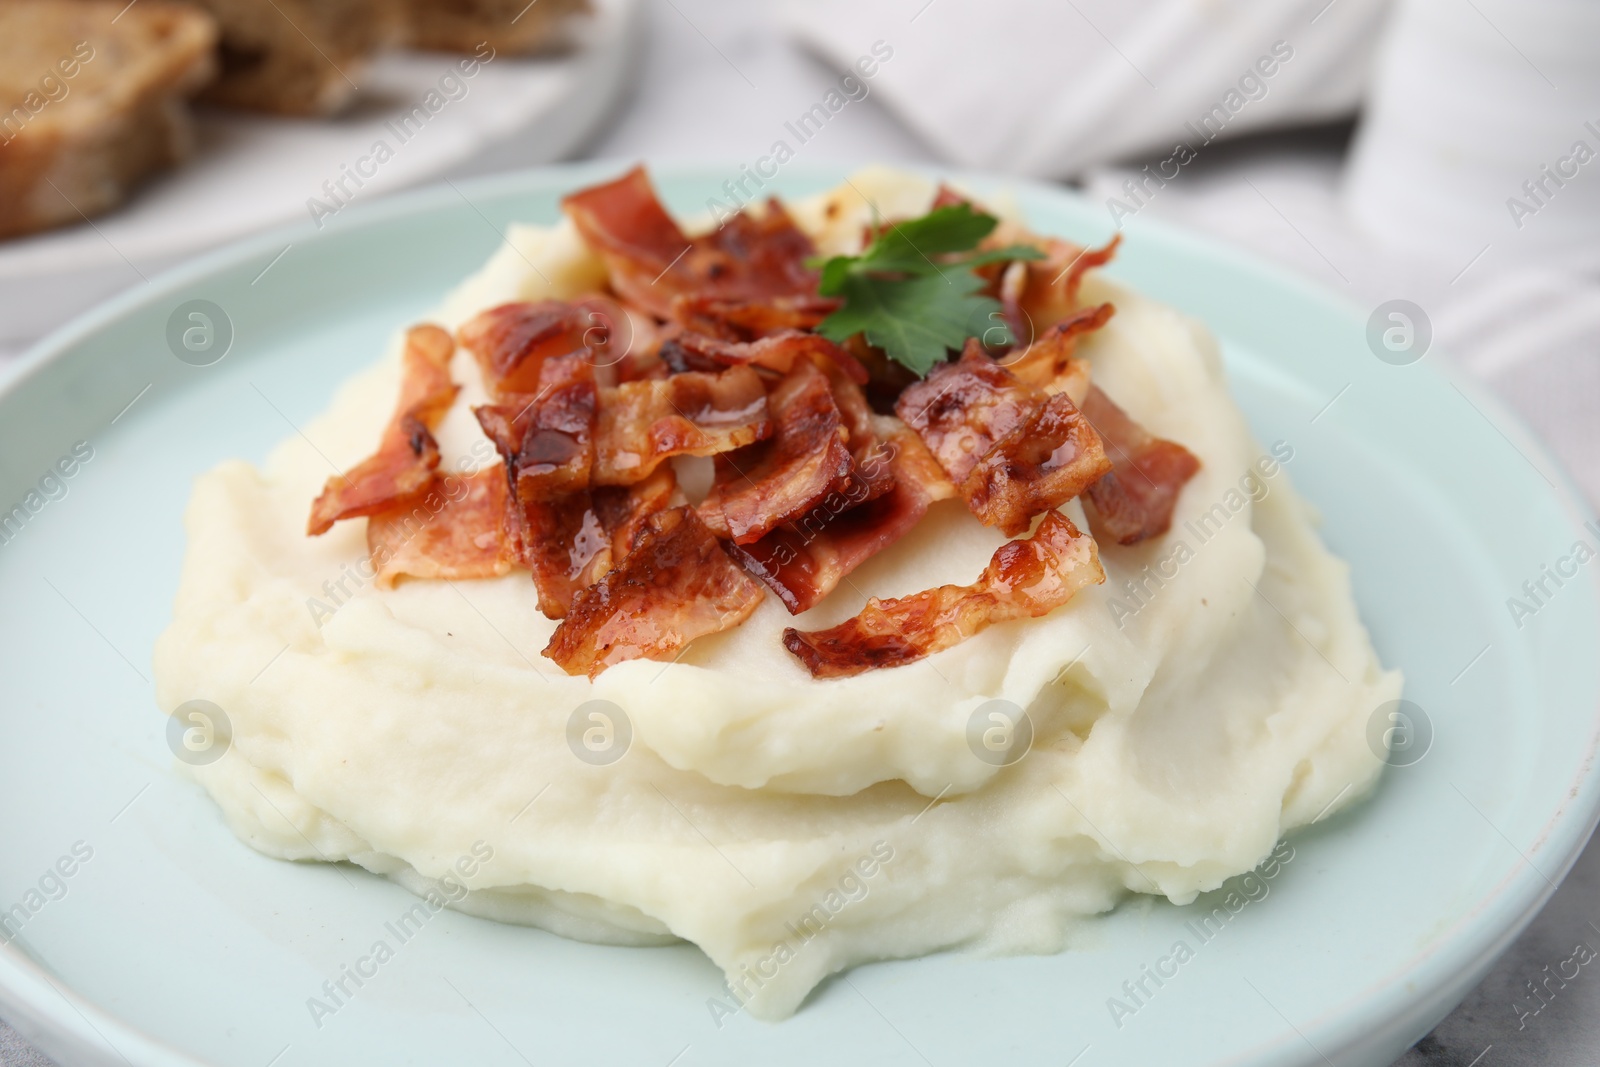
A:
[[1081, 386, 1201, 545], [783, 511, 1104, 678], [563, 166, 819, 319], [308, 324, 459, 536], [515, 495, 609, 619], [474, 359, 672, 619], [895, 340, 1038, 487], [458, 302, 583, 397], [593, 367, 771, 486], [592, 467, 678, 566], [726, 429, 954, 614], [457, 297, 634, 397], [825, 363, 896, 502], [963, 391, 1110, 537], [474, 354, 597, 500], [544, 506, 765, 677], [700, 359, 854, 545], [368, 468, 516, 589], [658, 329, 868, 385], [1006, 235, 1121, 334], [897, 340, 1109, 535], [512, 467, 678, 619], [670, 294, 839, 342], [1000, 302, 1113, 397]]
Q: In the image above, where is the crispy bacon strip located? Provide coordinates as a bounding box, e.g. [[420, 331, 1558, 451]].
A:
[[544, 506, 765, 677], [457, 297, 635, 397], [563, 166, 819, 318], [593, 367, 771, 486], [512, 468, 679, 619], [670, 294, 839, 342], [308, 324, 459, 536], [1009, 235, 1120, 331], [474, 356, 673, 618], [726, 430, 954, 614], [514, 495, 611, 619], [895, 340, 1038, 487], [897, 340, 1109, 535], [368, 468, 516, 589], [826, 363, 895, 500], [963, 391, 1110, 536], [592, 467, 678, 566], [474, 354, 597, 500], [658, 329, 868, 385], [929, 183, 972, 210], [700, 360, 854, 545], [457, 302, 587, 397], [1081, 386, 1200, 545], [783, 511, 1104, 678], [1000, 303, 1113, 397], [475, 422, 677, 619]]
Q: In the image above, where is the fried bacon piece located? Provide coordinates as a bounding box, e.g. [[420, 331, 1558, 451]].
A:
[[895, 341, 1039, 486], [457, 297, 636, 397], [474, 354, 597, 500], [726, 429, 954, 614], [544, 506, 765, 677], [458, 301, 583, 397], [929, 183, 972, 210], [474, 357, 674, 618], [593, 367, 772, 486], [782, 511, 1104, 678], [513, 467, 678, 619], [563, 166, 819, 319], [592, 467, 679, 567], [308, 324, 460, 536], [700, 360, 855, 545], [514, 495, 609, 619], [829, 371, 896, 503], [478, 403, 676, 619], [368, 468, 516, 589], [658, 329, 868, 385], [897, 340, 1109, 535], [964, 391, 1110, 536], [670, 294, 839, 342], [1000, 302, 1113, 398], [1004, 235, 1120, 335], [1081, 386, 1201, 545]]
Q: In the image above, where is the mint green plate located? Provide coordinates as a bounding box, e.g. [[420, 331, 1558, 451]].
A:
[[1, 163, 1596, 1067]]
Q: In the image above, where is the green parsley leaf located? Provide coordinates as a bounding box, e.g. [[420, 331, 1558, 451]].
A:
[[812, 203, 1044, 375], [856, 203, 1001, 270], [817, 271, 1006, 378]]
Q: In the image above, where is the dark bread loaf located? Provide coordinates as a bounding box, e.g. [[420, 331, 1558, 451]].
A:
[[188, 0, 402, 115], [0, 0, 217, 239], [400, 0, 591, 56]]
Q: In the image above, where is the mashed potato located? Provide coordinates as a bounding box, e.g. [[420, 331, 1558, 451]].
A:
[[153, 169, 1401, 1020]]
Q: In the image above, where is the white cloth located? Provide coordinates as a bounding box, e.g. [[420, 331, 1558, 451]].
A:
[[785, 0, 1393, 177], [1082, 151, 1600, 508]]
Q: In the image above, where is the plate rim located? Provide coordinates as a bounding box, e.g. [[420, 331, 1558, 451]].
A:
[[2, 158, 1597, 1067]]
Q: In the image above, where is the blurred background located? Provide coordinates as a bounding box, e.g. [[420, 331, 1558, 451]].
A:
[[2, 0, 1596, 1063]]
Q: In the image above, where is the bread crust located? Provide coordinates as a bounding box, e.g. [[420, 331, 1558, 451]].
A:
[[0, 0, 217, 239], [400, 0, 591, 55], [190, 0, 403, 116]]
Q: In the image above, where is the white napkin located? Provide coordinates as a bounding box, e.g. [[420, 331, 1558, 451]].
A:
[[785, 0, 1393, 177], [1083, 155, 1600, 508]]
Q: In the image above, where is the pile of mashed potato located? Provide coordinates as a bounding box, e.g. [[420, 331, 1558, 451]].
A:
[[153, 168, 1402, 1020]]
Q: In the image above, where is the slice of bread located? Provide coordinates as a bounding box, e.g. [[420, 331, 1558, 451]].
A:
[[188, 0, 402, 116], [400, 0, 591, 56], [0, 0, 217, 240]]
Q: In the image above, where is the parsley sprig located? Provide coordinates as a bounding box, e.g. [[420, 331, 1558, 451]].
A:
[[811, 203, 1044, 376]]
